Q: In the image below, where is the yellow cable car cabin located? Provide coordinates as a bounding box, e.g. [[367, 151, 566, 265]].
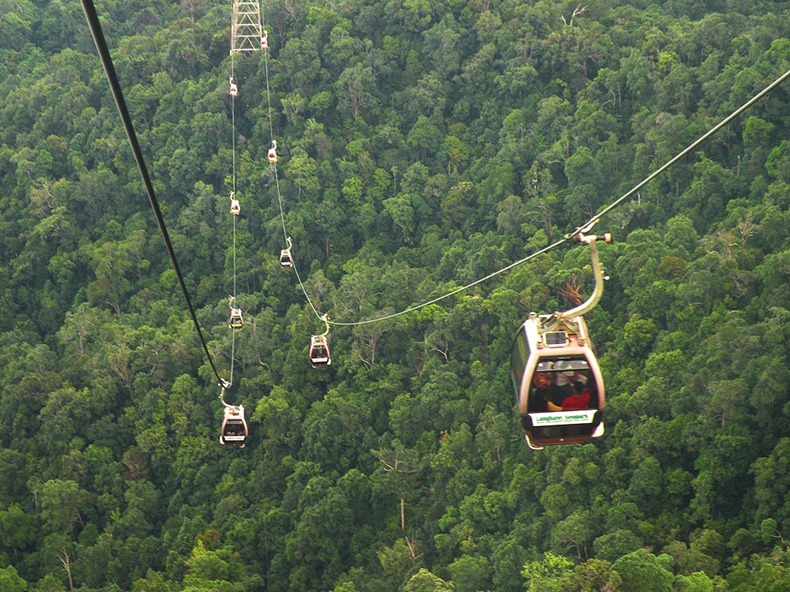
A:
[[229, 307, 244, 330]]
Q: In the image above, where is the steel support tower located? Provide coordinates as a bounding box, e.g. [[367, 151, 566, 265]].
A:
[[231, 1, 263, 53]]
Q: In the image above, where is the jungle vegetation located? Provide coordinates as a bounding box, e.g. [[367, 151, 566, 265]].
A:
[[0, 0, 788, 590]]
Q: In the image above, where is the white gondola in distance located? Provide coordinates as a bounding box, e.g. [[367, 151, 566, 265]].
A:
[[280, 237, 294, 268], [219, 405, 248, 447]]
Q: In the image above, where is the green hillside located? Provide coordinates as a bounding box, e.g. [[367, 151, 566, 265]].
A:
[[0, 0, 788, 590]]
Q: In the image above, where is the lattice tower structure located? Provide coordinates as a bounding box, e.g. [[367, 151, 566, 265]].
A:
[[231, 0, 262, 53]]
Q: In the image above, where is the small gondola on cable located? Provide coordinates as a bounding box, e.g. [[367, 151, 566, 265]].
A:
[[280, 236, 293, 268], [220, 405, 248, 447], [218, 382, 248, 447], [229, 308, 244, 330], [309, 314, 332, 367], [228, 296, 244, 330], [510, 228, 611, 449]]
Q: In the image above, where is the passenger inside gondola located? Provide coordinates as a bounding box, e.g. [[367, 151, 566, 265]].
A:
[[527, 362, 597, 412], [547, 380, 591, 411], [312, 343, 328, 360], [529, 372, 556, 412], [224, 420, 245, 436], [554, 362, 588, 398]]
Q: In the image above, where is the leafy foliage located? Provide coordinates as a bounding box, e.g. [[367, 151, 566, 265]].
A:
[[0, 0, 788, 590]]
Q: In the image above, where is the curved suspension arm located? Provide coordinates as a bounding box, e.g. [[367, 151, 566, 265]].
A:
[[218, 381, 232, 406], [319, 314, 330, 337], [557, 232, 611, 322]]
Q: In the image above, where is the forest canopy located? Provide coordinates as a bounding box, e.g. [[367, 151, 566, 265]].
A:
[[0, 0, 788, 591]]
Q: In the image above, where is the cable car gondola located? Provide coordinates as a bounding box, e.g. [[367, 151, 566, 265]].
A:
[[229, 308, 243, 330], [280, 237, 293, 268], [309, 315, 332, 367], [309, 334, 331, 367], [267, 140, 277, 163], [511, 230, 611, 449], [219, 404, 248, 447]]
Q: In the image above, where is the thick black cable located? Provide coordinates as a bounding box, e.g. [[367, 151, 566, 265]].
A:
[[81, 0, 225, 387]]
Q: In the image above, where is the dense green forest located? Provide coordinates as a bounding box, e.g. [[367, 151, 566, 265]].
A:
[[0, 0, 788, 590]]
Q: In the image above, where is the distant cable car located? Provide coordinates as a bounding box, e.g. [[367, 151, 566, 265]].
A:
[[228, 296, 244, 330], [309, 335, 331, 367], [280, 236, 293, 268], [230, 198, 240, 215], [511, 230, 611, 449], [219, 405, 248, 447], [227, 296, 244, 330], [309, 315, 332, 367], [229, 77, 238, 97], [261, 30, 269, 49], [229, 308, 243, 330], [268, 140, 277, 163]]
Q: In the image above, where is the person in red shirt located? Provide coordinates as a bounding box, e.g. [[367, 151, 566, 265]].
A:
[[547, 380, 590, 411]]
